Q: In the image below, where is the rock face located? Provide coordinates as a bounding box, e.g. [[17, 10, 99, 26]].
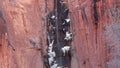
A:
[[0, 0, 120, 68], [68, 0, 120, 68]]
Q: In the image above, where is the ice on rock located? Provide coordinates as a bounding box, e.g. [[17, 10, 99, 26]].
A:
[[48, 57, 54, 65], [51, 63, 58, 68], [61, 46, 70, 56], [64, 31, 72, 40], [62, 19, 70, 25], [49, 40, 54, 47], [51, 15, 56, 19], [48, 51, 56, 57], [65, 19, 70, 23]]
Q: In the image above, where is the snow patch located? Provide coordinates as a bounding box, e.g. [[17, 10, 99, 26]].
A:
[[61, 46, 70, 56], [51, 15, 56, 19], [64, 31, 72, 40], [51, 63, 58, 68], [65, 19, 70, 23]]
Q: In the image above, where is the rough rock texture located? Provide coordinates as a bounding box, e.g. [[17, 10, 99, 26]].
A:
[[0, 0, 47, 68], [0, 0, 119, 68], [68, 0, 120, 68]]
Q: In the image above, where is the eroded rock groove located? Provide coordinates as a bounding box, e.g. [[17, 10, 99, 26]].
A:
[[45, 0, 72, 68]]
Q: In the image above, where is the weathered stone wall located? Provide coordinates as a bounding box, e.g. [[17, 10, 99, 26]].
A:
[[0, 0, 119, 68]]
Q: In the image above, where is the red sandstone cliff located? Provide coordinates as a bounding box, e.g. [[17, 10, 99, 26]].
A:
[[0, 0, 119, 68]]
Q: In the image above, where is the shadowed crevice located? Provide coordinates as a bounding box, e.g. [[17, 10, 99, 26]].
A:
[[45, 0, 72, 68]]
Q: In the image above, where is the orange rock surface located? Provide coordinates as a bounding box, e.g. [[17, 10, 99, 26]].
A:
[[0, 0, 119, 68]]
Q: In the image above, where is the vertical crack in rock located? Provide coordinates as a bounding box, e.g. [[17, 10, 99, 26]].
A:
[[81, 7, 89, 25], [93, 0, 99, 47], [45, 0, 72, 68], [93, 0, 99, 25]]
